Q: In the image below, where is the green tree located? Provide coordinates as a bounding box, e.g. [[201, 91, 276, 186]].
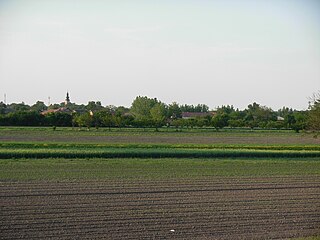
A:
[[0, 102, 7, 114], [195, 104, 209, 113], [212, 113, 229, 130], [171, 118, 185, 131], [227, 109, 245, 128], [217, 105, 235, 115], [92, 111, 106, 129], [130, 96, 160, 128], [284, 114, 295, 129], [113, 114, 124, 129], [167, 102, 182, 119], [44, 112, 72, 127], [245, 102, 275, 129], [101, 110, 114, 130], [292, 111, 307, 133], [75, 113, 93, 130], [5, 111, 44, 126], [195, 117, 207, 128], [150, 103, 167, 131], [86, 101, 103, 112], [228, 119, 245, 128], [8, 102, 30, 112], [308, 92, 320, 132], [180, 104, 209, 113], [31, 101, 47, 113]]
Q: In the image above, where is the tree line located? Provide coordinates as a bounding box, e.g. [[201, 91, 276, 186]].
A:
[[0, 94, 319, 132]]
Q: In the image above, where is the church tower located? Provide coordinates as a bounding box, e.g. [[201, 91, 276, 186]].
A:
[[65, 92, 70, 106]]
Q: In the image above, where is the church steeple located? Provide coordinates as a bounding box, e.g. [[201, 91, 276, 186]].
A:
[[65, 92, 70, 106]]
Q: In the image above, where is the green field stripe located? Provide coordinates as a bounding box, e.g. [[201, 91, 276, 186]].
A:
[[1, 158, 320, 181]]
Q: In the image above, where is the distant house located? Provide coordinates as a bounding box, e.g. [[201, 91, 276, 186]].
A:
[[181, 112, 216, 119], [41, 92, 74, 115], [277, 116, 285, 121], [41, 107, 73, 115]]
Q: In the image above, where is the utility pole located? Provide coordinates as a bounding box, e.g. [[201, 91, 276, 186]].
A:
[[4, 94, 6, 104]]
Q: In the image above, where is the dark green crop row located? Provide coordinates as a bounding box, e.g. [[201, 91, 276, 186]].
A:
[[1, 147, 320, 159]]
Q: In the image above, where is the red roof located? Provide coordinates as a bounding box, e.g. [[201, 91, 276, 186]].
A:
[[41, 107, 72, 115]]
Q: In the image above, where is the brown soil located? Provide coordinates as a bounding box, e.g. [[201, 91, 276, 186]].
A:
[[1, 176, 320, 239], [1, 134, 320, 145]]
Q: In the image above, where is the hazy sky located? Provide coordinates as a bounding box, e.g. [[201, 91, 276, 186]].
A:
[[0, 0, 319, 110]]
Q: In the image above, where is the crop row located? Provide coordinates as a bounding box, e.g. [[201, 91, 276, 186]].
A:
[[1, 147, 320, 159], [1, 142, 320, 151]]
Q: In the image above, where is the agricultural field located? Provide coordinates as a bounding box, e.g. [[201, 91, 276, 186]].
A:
[[0, 127, 320, 239], [0, 126, 320, 145]]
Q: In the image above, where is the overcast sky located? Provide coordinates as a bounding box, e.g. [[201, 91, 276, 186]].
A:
[[0, 0, 319, 110]]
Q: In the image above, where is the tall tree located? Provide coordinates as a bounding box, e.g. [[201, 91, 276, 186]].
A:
[[130, 96, 158, 121], [31, 101, 47, 112], [86, 101, 103, 112], [167, 102, 182, 119], [211, 113, 229, 130], [150, 103, 167, 131], [0, 102, 7, 114], [245, 102, 274, 128], [75, 113, 93, 130], [101, 110, 114, 130], [8, 102, 30, 112], [292, 111, 307, 133], [308, 91, 320, 132]]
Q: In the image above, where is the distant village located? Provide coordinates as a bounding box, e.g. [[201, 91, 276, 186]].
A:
[[39, 92, 214, 119], [0, 92, 311, 132]]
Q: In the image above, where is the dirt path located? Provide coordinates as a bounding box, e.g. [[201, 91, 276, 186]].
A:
[[1, 176, 319, 239]]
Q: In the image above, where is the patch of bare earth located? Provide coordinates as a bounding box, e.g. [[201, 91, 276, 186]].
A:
[[1, 176, 320, 239], [1, 134, 320, 145]]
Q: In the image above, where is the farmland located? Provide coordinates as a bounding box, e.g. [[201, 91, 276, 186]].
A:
[[0, 127, 320, 239], [1, 127, 320, 145]]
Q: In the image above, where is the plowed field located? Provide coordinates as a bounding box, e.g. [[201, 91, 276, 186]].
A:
[[1, 176, 320, 239]]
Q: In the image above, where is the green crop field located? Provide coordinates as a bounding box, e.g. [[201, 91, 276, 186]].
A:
[[0, 127, 320, 159], [1, 126, 319, 144], [1, 158, 320, 181], [0, 127, 319, 180], [1, 142, 320, 159], [1, 127, 319, 182]]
